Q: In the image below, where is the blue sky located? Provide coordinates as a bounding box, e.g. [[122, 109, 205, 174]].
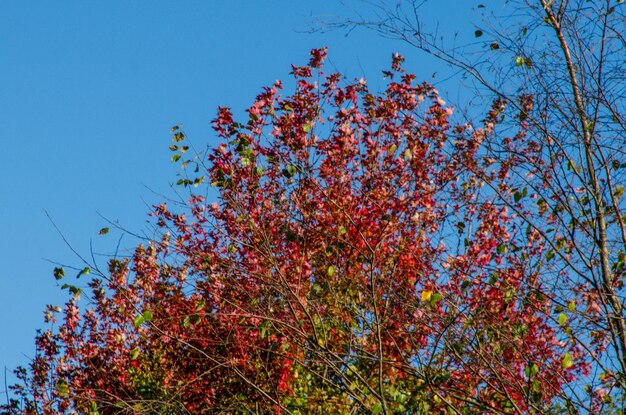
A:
[[0, 1, 473, 393]]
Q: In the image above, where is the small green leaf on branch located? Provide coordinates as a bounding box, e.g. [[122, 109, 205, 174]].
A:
[[55, 380, 69, 397], [77, 267, 90, 278], [54, 267, 65, 280], [562, 353, 574, 369], [134, 314, 145, 327], [525, 363, 539, 377]]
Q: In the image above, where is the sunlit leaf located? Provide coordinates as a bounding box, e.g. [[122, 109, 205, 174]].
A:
[[77, 267, 90, 278], [53, 267, 65, 280], [134, 314, 145, 327], [327, 265, 335, 277], [562, 353, 574, 369], [55, 380, 69, 397]]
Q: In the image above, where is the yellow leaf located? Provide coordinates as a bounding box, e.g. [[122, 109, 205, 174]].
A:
[[327, 265, 335, 277], [562, 353, 574, 369], [421, 290, 433, 302]]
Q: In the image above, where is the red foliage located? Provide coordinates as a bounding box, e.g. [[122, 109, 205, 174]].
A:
[[3, 49, 585, 415]]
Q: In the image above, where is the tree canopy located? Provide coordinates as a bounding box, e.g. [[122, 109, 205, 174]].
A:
[[3, 47, 598, 415]]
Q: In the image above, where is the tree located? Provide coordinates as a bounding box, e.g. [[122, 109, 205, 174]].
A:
[[327, 0, 626, 412], [3, 49, 589, 415]]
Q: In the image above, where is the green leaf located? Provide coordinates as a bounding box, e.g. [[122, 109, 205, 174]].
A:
[[143, 310, 153, 322], [339, 226, 347, 235], [193, 176, 205, 187], [171, 154, 182, 163], [496, 244, 507, 254], [525, 363, 539, 377], [513, 187, 528, 202], [558, 312, 567, 326], [303, 123, 312, 132], [55, 380, 69, 397], [61, 284, 82, 298], [98, 227, 109, 235], [372, 403, 383, 415], [568, 301, 576, 312], [474, 29, 483, 37], [53, 267, 65, 280], [615, 185, 624, 198], [313, 283, 322, 294], [134, 314, 145, 327], [77, 267, 90, 278], [327, 265, 335, 277], [524, 57, 533, 68], [562, 353, 574, 369], [282, 165, 297, 178], [130, 348, 140, 360], [183, 315, 191, 328]]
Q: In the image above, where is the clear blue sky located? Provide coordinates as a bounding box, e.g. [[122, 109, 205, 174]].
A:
[[0, 1, 473, 394]]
